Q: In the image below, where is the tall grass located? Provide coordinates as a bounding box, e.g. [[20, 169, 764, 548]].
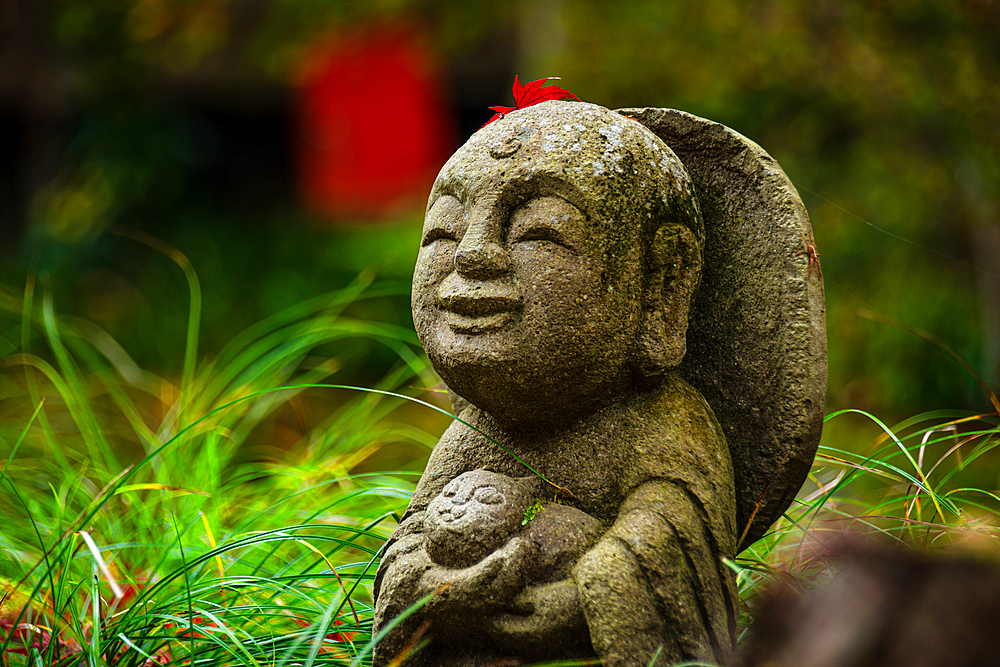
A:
[[0, 238, 442, 666]]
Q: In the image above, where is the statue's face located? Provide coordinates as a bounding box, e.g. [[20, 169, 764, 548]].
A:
[[413, 102, 694, 428]]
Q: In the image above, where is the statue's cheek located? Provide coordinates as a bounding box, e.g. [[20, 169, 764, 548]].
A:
[[415, 242, 456, 278], [413, 246, 453, 300], [510, 251, 599, 311]]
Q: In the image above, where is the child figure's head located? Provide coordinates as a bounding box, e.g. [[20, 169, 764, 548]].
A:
[[412, 101, 704, 428], [425, 470, 530, 568]]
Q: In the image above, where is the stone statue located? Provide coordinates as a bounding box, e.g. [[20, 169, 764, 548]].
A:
[[372, 100, 826, 666]]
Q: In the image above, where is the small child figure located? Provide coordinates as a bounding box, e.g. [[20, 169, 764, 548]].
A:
[[424, 469, 604, 581]]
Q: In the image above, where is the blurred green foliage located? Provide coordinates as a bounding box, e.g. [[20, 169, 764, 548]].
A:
[[6, 0, 1000, 423], [4, 217, 423, 382]]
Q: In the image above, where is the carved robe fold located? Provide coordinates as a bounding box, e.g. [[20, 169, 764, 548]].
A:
[[373, 373, 737, 667]]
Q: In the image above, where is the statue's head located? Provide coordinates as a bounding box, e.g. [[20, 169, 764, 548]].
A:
[[413, 101, 704, 429], [425, 470, 529, 568]]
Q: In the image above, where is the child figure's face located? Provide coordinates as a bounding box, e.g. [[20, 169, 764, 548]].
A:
[[425, 470, 529, 568]]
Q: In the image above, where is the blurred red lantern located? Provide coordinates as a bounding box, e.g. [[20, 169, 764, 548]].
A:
[[293, 23, 455, 220]]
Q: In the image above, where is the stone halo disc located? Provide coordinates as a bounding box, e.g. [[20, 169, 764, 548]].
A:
[[618, 107, 827, 550]]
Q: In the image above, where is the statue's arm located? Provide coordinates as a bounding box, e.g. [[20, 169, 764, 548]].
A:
[[376, 520, 531, 618], [418, 535, 536, 613], [486, 577, 590, 657], [374, 526, 536, 667], [488, 480, 733, 666], [575, 480, 734, 666], [371, 511, 433, 661], [372, 453, 460, 665], [372, 429, 533, 664]]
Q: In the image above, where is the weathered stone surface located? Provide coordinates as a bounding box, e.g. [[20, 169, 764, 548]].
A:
[[372, 100, 825, 667]]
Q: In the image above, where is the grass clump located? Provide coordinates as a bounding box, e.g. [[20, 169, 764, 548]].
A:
[[0, 239, 443, 665]]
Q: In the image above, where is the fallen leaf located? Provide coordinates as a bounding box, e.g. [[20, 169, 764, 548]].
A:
[[483, 76, 581, 127]]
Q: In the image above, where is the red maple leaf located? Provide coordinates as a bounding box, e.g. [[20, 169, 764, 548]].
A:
[[482, 76, 581, 127]]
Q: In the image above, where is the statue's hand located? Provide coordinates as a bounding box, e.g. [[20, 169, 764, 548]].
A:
[[420, 536, 535, 613], [486, 579, 589, 655]]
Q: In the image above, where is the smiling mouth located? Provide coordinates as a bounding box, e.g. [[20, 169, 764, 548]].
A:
[[443, 310, 516, 334], [439, 290, 521, 334]]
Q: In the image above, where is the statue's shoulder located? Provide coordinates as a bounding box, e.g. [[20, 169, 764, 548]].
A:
[[635, 374, 728, 449], [623, 374, 734, 492]]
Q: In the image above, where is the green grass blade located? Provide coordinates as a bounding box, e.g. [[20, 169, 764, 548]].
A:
[[0, 399, 45, 484]]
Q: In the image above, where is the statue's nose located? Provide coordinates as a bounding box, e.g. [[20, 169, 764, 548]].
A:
[[454, 221, 510, 279]]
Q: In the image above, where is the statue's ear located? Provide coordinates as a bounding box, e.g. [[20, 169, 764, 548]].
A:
[[637, 223, 702, 376]]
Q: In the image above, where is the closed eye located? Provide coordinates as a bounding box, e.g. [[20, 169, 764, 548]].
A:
[[473, 486, 503, 505], [512, 226, 575, 252], [422, 227, 458, 247]]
